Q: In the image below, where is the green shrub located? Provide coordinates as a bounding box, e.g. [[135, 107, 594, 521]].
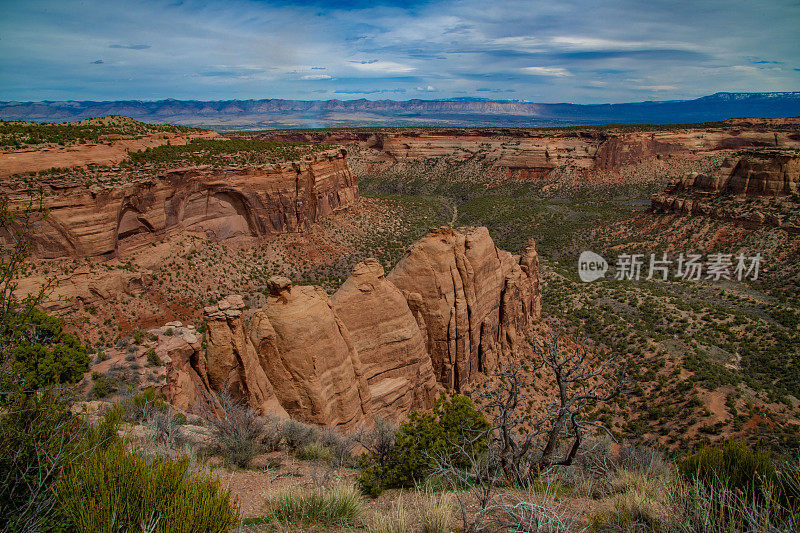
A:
[[358, 395, 490, 493], [91, 373, 114, 398], [0, 392, 82, 531], [680, 439, 799, 517], [296, 442, 334, 463], [4, 309, 89, 392], [146, 349, 163, 366], [55, 439, 239, 532], [120, 386, 168, 421], [262, 484, 361, 526]]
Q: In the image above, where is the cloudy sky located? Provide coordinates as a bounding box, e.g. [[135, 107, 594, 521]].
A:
[[1, 0, 799, 103]]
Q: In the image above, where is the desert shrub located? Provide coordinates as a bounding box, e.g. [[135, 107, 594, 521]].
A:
[[358, 395, 490, 494], [319, 427, 355, 466], [91, 372, 114, 398], [146, 348, 163, 366], [353, 416, 397, 467], [55, 439, 238, 532], [667, 474, 800, 533], [205, 393, 266, 468], [261, 416, 282, 452], [3, 309, 89, 392], [120, 386, 168, 422], [0, 392, 84, 531], [368, 498, 409, 533], [280, 418, 319, 451], [590, 490, 664, 532], [262, 484, 362, 526], [296, 442, 334, 463], [418, 488, 453, 533], [679, 439, 799, 517]]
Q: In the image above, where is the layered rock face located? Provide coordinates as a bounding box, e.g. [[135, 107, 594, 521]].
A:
[[249, 128, 800, 181], [331, 259, 438, 417], [248, 277, 372, 427], [165, 227, 541, 427], [655, 152, 800, 198], [651, 151, 800, 232], [3, 149, 357, 259], [387, 227, 541, 390]]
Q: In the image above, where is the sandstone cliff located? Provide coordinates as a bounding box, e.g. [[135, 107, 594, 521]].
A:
[[331, 258, 439, 418], [244, 128, 800, 181], [3, 149, 357, 259], [387, 227, 541, 391], [651, 151, 800, 232], [163, 227, 541, 426]]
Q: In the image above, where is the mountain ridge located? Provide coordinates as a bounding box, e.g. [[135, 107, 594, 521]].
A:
[[1, 92, 799, 130]]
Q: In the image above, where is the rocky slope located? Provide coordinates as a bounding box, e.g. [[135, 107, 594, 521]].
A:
[[651, 150, 800, 231], [2, 148, 357, 259], [244, 125, 800, 181], [163, 226, 541, 427]]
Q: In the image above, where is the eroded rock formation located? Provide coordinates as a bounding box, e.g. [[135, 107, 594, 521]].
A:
[[248, 277, 372, 428], [387, 227, 541, 390], [163, 226, 542, 427], [651, 151, 800, 232], [246, 128, 800, 181], [3, 149, 356, 259], [331, 258, 438, 418]]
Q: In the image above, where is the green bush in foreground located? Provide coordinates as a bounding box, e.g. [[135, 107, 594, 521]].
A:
[[680, 439, 800, 518], [262, 484, 362, 526], [358, 394, 490, 495], [56, 439, 239, 533], [4, 309, 89, 393]]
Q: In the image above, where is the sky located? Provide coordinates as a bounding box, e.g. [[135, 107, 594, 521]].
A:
[[1, 0, 799, 103]]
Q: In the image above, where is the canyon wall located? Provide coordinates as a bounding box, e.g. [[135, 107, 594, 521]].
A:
[[2, 149, 356, 259], [164, 226, 541, 427], [245, 128, 800, 180], [651, 151, 800, 232]]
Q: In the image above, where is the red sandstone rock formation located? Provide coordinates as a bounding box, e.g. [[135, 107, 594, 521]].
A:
[[331, 258, 439, 419], [3, 149, 357, 259], [163, 227, 542, 427], [386, 226, 541, 391], [651, 151, 800, 232], [246, 127, 800, 181], [247, 277, 373, 428]]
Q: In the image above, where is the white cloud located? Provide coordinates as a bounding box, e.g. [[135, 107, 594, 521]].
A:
[[349, 60, 415, 74], [520, 66, 572, 77], [300, 74, 333, 80], [416, 85, 437, 92], [636, 85, 679, 91]]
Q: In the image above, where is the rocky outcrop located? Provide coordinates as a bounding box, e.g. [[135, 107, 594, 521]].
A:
[[655, 152, 800, 198], [651, 151, 800, 232], [331, 259, 439, 418], [249, 128, 800, 181], [247, 277, 372, 428], [163, 227, 542, 427], [386, 227, 541, 391], [3, 149, 357, 259]]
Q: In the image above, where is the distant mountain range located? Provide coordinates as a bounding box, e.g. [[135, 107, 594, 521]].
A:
[[1, 92, 799, 130]]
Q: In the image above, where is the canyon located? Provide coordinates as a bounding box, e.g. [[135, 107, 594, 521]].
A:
[[243, 122, 800, 181]]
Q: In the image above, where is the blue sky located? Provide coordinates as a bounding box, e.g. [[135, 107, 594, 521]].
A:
[[1, 0, 798, 103]]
